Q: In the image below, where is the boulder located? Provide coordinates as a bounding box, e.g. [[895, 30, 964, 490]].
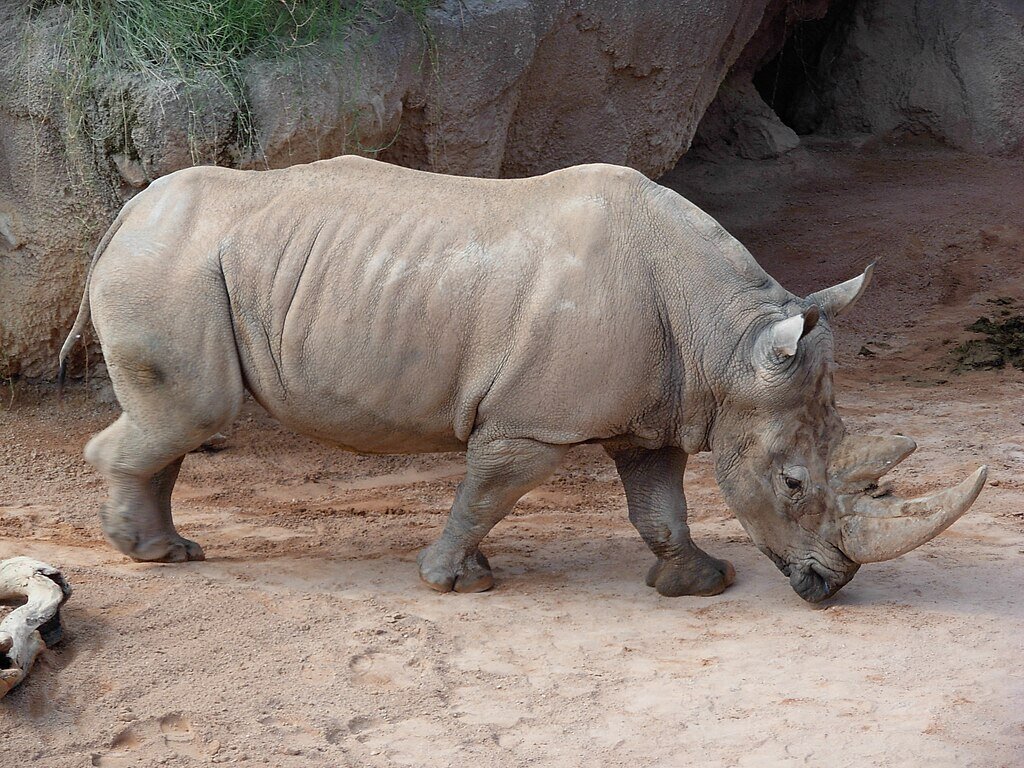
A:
[[691, 73, 799, 160]]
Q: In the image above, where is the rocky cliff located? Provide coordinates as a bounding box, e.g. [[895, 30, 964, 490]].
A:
[[0, 0, 774, 378], [4, 0, 1023, 380]]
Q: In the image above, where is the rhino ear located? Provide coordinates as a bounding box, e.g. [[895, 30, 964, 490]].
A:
[[761, 304, 820, 359], [807, 262, 875, 319]]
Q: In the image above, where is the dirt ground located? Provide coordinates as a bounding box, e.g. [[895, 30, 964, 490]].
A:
[[2, 141, 1023, 767]]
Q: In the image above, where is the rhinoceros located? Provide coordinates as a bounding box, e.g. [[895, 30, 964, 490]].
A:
[[59, 156, 987, 602]]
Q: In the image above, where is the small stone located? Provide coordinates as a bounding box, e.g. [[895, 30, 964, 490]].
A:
[[0, 212, 21, 248], [112, 153, 148, 188]]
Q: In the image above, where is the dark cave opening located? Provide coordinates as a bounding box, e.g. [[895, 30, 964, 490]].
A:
[[752, 0, 857, 135]]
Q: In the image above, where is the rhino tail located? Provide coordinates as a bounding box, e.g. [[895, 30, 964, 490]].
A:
[[57, 211, 130, 399]]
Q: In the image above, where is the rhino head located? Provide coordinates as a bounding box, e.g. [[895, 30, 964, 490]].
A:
[[711, 264, 987, 602]]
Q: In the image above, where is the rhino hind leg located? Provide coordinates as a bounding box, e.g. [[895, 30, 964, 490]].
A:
[[418, 438, 568, 593], [607, 446, 735, 598], [85, 352, 242, 562], [87, 410, 226, 562], [91, 441, 201, 562], [84, 262, 245, 561]]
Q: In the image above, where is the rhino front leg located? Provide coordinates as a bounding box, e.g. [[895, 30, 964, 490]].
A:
[[607, 446, 735, 597], [418, 438, 568, 593]]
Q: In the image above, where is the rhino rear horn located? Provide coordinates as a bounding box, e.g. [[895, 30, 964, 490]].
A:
[[829, 433, 917, 492], [837, 466, 988, 563], [808, 262, 875, 319]]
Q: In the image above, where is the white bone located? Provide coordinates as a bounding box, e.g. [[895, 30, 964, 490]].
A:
[[0, 557, 70, 698]]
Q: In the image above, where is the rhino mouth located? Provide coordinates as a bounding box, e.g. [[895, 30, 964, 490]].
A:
[[764, 548, 858, 603], [788, 562, 856, 603]]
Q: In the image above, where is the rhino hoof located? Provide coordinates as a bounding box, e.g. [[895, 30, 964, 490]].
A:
[[100, 503, 205, 563], [159, 537, 206, 563], [646, 555, 735, 597], [127, 535, 206, 563], [417, 546, 494, 593]]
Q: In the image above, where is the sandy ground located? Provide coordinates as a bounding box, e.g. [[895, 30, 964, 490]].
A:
[[2, 141, 1023, 767]]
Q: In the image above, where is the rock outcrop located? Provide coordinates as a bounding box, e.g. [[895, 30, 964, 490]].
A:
[[783, 0, 1024, 154], [388, 0, 768, 178], [690, 73, 800, 160], [2, 0, 781, 378]]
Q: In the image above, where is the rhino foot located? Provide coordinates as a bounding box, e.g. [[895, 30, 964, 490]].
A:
[[646, 553, 735, 597], [417, 545, 494, 593], [119, 532, 205, 563], [136, 536, 205, 563], [100, 505, 205, 563]]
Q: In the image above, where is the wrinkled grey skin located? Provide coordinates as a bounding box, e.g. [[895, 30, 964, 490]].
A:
[[711, 327, 855, 602], [60, 157, 973, 602]]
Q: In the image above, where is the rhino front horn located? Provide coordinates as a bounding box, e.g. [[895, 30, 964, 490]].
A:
[[838, 466, 988, 564]]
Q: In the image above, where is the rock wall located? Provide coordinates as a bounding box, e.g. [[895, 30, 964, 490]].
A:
[[5, 0, 1023, 379], [1, 0, 775, 379], [782, 0, 1024, 154], [379, 0, 778, 178]]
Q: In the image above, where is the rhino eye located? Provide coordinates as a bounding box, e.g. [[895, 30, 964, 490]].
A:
[[780, 466, 809, 497]]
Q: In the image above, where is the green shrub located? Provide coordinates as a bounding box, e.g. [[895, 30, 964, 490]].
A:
[[32, 1, 436, 166], [38, 1, 434, 73]]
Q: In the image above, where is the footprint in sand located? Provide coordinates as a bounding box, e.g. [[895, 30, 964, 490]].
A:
[[158, 713, 195, 744], [348, 650, 416, 689], [91, 713, 208, 767], [324, 714, 385, 745]]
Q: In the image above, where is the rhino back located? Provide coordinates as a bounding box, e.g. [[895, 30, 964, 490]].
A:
[[137, 158, 679, 452]]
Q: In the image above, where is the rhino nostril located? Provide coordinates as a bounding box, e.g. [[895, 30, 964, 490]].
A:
[[810, 561, 832, 587]]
